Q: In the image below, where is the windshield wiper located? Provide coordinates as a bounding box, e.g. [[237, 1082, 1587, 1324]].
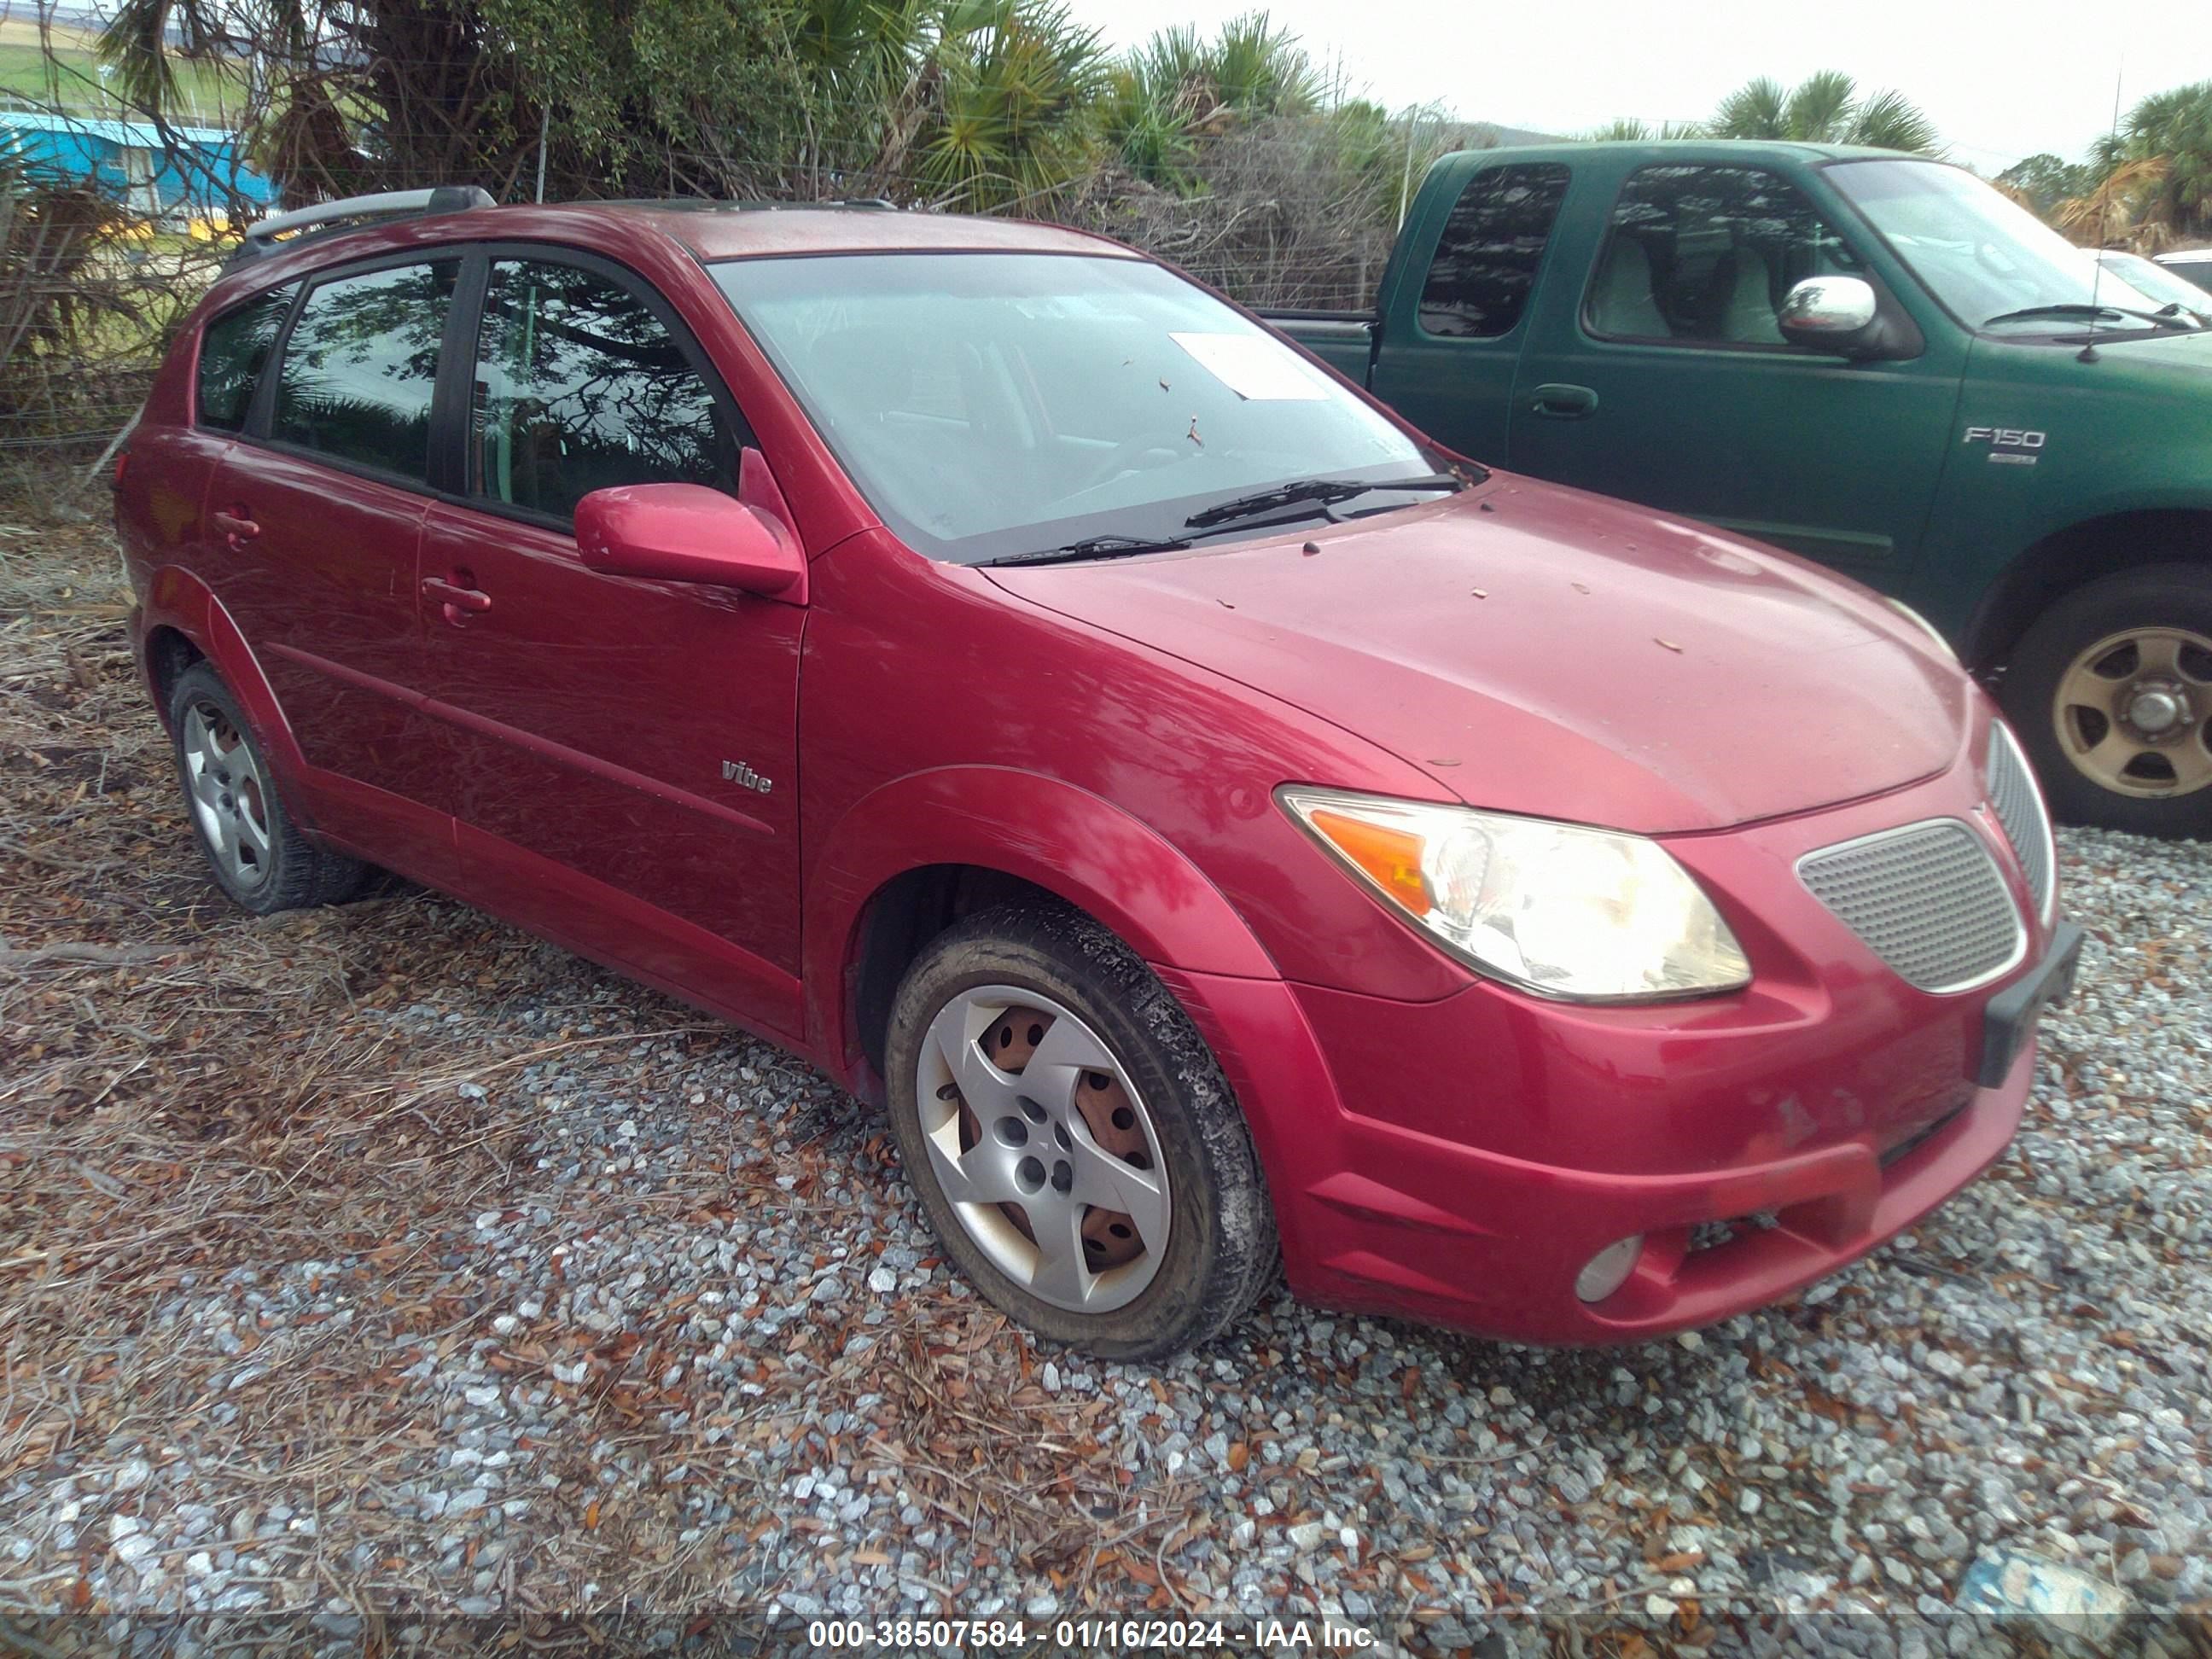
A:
[[977, 533, 1194, 568], [1982, 302, 2197, 332], [1183, 472, 1464, 531]]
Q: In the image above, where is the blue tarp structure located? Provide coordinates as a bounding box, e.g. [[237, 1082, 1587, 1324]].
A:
[[0, 108, 276, 217]]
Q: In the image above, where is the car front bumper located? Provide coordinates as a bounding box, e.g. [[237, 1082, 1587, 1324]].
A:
[[1159, 770, 2075, 1346]]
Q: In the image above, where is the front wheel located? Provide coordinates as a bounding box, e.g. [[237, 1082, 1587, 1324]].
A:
[[883, 905, 1277, 1359], [2000, 564, 2212, 838]]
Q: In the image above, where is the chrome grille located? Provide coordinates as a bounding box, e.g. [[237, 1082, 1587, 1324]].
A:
[[1798, 819, 2024, 992], [1986, 722, 2054, 917]]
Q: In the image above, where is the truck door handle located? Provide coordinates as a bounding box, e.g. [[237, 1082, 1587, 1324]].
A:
[[422, 574, 492, 622], [1529, 383, 1599, 419], [210, 507, 260, 550]]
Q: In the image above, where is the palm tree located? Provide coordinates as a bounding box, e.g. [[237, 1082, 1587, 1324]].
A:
[[1706, 72, 1940, 153], [1581, 118, 1701, 142], [1101, 10, 1318, 185]]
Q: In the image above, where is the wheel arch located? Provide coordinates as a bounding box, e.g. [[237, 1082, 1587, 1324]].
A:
[[137, 565, 310, 781], [1966, 508, 2212, 670], [804, 767, 1280, 1099]]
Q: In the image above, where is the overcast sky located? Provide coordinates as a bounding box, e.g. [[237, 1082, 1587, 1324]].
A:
[[1067, 0, 2212, 173]]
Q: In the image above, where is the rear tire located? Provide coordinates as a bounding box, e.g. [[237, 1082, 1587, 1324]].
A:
[[1999, 564, 2212, 839], [168, 662, 370, 912], [884, 904, 1277, 1359]]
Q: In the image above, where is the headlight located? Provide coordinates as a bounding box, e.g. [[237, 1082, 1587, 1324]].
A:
[[1278, 787, 1752, 1002], [1883, 597, 1959, 662]]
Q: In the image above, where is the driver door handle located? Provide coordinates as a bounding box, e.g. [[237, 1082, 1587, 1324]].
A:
[[1529, 382, 1599, 419]]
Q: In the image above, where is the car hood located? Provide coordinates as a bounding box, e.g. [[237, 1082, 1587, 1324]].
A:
[[984, 479, 1973, 835]]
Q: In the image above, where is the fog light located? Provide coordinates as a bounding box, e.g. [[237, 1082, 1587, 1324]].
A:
[[1575, 1234, 1644, 1303]]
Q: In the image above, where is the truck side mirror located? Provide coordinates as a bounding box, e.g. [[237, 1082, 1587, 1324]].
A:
[[1778, 276, 1919, 360]]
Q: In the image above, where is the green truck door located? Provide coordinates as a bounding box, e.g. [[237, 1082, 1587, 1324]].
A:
[[1505, 156, 1965, 591]]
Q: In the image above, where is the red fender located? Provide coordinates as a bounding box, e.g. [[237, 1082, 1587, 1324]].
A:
[[804, 765, 1282, 1062]]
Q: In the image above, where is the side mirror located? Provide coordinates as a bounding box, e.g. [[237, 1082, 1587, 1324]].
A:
[[1777, 275, 1918, 360], [574, 470, 806, 602]]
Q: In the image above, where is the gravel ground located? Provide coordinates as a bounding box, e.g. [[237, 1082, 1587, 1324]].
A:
[[2, 505, 2208, 1652]]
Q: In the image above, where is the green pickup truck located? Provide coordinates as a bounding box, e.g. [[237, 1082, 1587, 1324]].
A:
[[1265, 141, 2212, 838]]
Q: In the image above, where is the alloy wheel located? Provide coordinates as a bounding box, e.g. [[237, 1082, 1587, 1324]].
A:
[[913, 985, 1170, 1313], [2052, 626, 2212, 799], [180, 700, 273, 889]]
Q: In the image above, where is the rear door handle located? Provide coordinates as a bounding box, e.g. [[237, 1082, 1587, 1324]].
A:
[[1529, 383, 1599, 419], [422, 574, 492, 621], [210, 507, 260, 550]]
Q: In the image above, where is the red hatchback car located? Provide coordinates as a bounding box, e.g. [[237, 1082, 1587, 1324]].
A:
[[116, 189, 2081, 1359]]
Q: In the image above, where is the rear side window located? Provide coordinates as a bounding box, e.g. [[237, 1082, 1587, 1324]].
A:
[[271, 260, 459, 480], [196, 287, 292, 431], [1586, 164, 1866, 346], [1418, 163, 1572, 339], [469, 259, 741, 523]]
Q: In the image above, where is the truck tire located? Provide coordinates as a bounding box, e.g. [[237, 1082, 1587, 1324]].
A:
[[883, 903, 1278, 1359], [1999, 564, 2212, 838]]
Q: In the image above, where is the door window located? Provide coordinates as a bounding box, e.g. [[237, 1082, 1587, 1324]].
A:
[[196, 285, 293, 432], [1418, 163, 1572, 339], [271, 260, 458, 479], [1586, 165, 1866, 346], [470, 259, 741, 523]]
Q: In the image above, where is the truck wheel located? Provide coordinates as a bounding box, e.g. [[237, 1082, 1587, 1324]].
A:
[[1999, 564, 2212, 837], [882, 904, 1277, 1359], [168, 661, 370, 912]]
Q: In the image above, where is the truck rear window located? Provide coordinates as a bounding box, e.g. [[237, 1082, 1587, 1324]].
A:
[[1418, 164, 1571, 339]]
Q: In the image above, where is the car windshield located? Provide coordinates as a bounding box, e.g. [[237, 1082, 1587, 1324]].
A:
[[713, 252, 1447, 564], [1827, 158, 2177, 332], [2098, 250, 2212, 316]]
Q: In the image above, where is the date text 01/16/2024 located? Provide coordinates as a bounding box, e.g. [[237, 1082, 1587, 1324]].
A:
[[804, 1618, 1379, 1650]]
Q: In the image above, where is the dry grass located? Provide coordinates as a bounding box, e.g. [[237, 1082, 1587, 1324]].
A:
[[0, 484, 1323, 1634]]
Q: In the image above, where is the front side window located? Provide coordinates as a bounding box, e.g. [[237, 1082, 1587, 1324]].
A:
[[1586, 165, 1866, 346], [196, 285, 292, 431], [1827, 158, 2177, 333], [271, 261, 457, 479], [1419, 163, 1571, 338], [713, 253, 1446, 565], [471, 260, 741, 523]]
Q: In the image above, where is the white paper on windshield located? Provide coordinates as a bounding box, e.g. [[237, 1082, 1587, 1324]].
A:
[[1168, 331, 1330, 401]]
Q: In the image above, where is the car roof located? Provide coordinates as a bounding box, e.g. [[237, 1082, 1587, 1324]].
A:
[[231, 199, 1133, 282], [1439, 139, 1936, 167], [2157, 247, 2212, 265]]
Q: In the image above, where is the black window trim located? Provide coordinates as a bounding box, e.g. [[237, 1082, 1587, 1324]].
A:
[[241, 246, 469, 495], [1577, 160, 1893, 358], [1414, 159, 1574, 345], [443, 241, 759, 538]]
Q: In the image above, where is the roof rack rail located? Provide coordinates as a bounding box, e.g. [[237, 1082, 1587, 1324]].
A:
[[230, 186, 497, 266]]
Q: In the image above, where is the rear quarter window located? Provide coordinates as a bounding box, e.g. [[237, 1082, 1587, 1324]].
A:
[[195, 286, 293, 432], [1418, 163, 1572, 339]]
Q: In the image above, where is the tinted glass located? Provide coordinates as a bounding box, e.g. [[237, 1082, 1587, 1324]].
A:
[[196, 286, 292, 431], [1419, 163, 1570, 338], [714, 253, 1442, 566], [472, 260, 738, 522], [1588, 165, 1866, 346], [271, 261, 457, 477]]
